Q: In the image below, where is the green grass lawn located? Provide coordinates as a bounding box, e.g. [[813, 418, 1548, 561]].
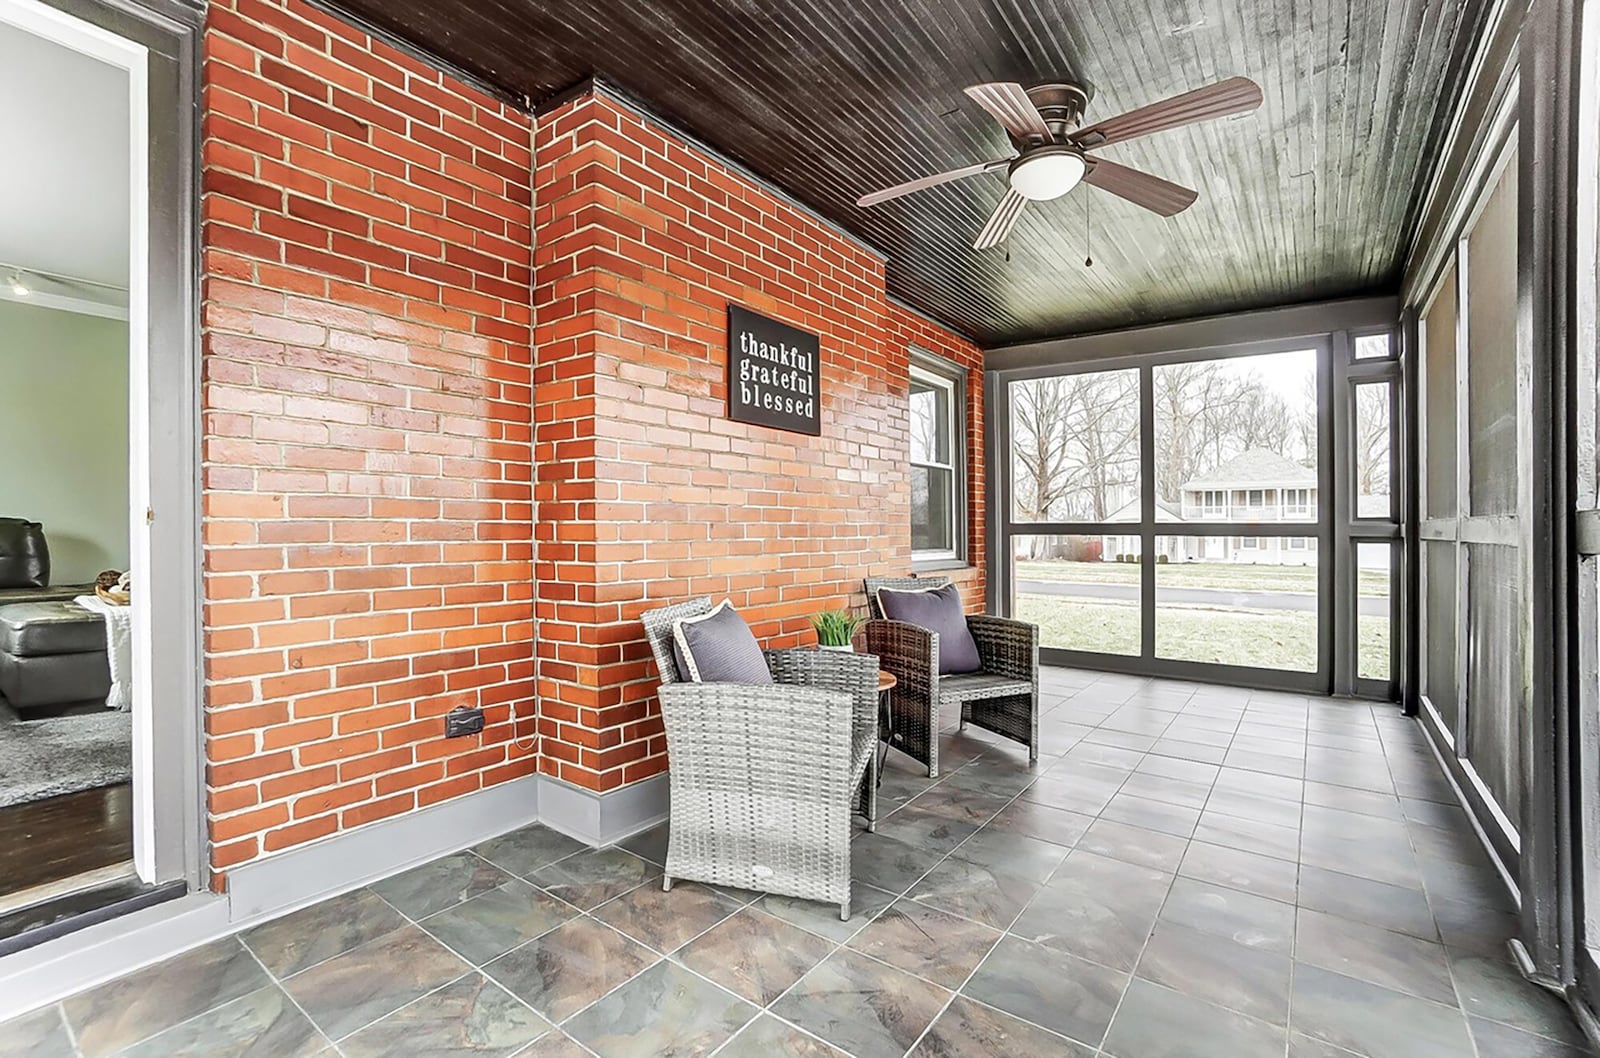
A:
[[1017, 593, 1391, 677], [1016, 559, 1389, 596]]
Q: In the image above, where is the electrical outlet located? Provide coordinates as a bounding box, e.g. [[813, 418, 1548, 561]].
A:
[[445, 706, 485, 738]]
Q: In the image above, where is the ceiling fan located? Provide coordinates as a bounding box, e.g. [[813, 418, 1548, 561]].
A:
[[857, 77, 1263, 249]]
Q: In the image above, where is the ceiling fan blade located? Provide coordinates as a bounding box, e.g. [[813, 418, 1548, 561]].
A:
[[974, 187, 1028, 249], [1083, 157, 1199, 216], [1072, 76, 1262, 148], [964, 82, 1053, 144], [856, 158, 1009, 207]]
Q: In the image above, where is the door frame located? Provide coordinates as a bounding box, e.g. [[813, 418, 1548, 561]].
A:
[[0, 0, 204, 892]]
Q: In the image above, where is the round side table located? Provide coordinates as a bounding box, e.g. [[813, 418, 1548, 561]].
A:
[[876, 669, 896, 786]]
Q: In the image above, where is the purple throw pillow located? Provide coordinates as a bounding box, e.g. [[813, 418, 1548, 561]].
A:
[[875, 582, 982, 675], [671, 600, 774, 685]]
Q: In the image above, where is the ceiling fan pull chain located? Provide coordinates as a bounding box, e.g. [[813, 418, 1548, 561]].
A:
[[1084, 192, 1093, 268]]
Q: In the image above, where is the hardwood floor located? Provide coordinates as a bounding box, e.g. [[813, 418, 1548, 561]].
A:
[[0, 783, 133, 900]]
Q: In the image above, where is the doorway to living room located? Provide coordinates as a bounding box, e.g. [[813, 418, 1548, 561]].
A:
[[0, 0, 201, 953]]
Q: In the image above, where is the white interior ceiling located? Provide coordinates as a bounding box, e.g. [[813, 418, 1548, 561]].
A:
[[0, 18, 129, 289]]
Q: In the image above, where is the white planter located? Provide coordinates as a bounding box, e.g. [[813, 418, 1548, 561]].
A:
[[818, 643, 855, 653]]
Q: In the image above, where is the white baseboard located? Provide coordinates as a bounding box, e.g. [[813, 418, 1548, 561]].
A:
[[536, 772, 668, 847]]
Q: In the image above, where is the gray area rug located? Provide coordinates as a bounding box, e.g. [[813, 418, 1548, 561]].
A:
[[0, 702, 131, 808]]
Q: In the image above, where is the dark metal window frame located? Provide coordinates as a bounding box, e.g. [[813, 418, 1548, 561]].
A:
[[910, 347, 970, 572], [988, 299, 1401, 697], [1338, 326, 1405, 700]]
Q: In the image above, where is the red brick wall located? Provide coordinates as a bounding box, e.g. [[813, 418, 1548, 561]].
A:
[[200, 0, 535, 880], [532, 91, 986, 793]]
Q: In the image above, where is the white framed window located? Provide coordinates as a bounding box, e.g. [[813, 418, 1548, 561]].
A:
[[1201, 489, 1225, 516], [1288, 537, 1308, 550], [1237, 536, 1261, 549], [1247, 489, 1266, 507], [911, 356, 965, 565], [1284, 487, 1312, 517]]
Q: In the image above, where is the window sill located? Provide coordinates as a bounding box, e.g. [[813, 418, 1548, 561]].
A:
[[911, 559, 976, 575]]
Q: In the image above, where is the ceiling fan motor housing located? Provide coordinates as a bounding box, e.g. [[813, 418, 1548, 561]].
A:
[[1023, 81, 1093, 142]]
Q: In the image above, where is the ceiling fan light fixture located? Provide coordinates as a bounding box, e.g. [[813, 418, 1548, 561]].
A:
[[1008, 147, 1087, 201]]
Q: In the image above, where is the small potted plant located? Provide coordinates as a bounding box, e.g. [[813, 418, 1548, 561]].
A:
[[810, 609, 863, 652]]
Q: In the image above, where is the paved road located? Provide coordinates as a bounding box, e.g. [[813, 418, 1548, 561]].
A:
[[1017, 579, 1389, 618]]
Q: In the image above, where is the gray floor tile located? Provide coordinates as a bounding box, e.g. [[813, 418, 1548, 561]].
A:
[[1450, 947, 1594, 1047], [0, 1005, 74, 1058], [241, 888, 408, 979], [677, 906, 836, 1005], [1288, 1030, 1365, 1057], [484, 918, 657, 1023], [849, 831, 945, 894], [1205, 786, 1305, 829], [910, 783, 1013, 826], [1117, 771, 1214, 810], [114, 985, 327, 1058], [529, 848, 660, 910], [1102, 977, 1286, 1058], [372, 850, 512, 920], [1159, 876, 1295, 955], [514, 1032, 594, 1057], [1430, 895, 1521, 957], [756, 882, 897, 943], [1177, 840, 1299, 904], [20, 670, 1589, 1058], [948, 826, 1070, 882], [983, 798, 1094, 847], [714, 1014, 848, 1056], [63, 938, 272, 1058], [473, 825, 589, 878], [1419, 853, 1517, 912], [906, 851, 1046, 930], [962, 935, 1127, 1047], [1294, 907, 1456, 1004], [616, 822, 669, 867], [1297, 864, 1438, 941], [1193, 812, 1302, 861], [941, 759, 1044, 798], [280, 923, 470, 1041], [421, 879, 580, 965], [772, 948, 950, 1058], [1101, 792, 1201, 837], [590, 879, 742, 954], [338, 973, 549, 1058], [848, 899, 1000, 989], [910, 995, 1095, 1057], [1469, 1016, 1597, 1058], [563, 960, 754, 1058], [1075, 818, 1190, 873], [1289, 962, 1475, 1058], [1012, 851, 1170, 971], [1299, 828, 1422, 890], [871, 806, 979, 859], [1136, 920, 1292, 1026], [1299, 781, 1401, 819]]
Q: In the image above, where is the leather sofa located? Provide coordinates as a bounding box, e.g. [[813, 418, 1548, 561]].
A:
[[0, 518, 110, 711]]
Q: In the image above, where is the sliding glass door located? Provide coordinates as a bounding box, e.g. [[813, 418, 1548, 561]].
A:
[[996, 330, 1400, 697]]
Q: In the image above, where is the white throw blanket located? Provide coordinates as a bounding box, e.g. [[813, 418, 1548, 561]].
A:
[[75, 595, 132, 711]]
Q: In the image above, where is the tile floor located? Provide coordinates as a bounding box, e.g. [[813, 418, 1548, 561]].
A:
[[1, 668, 1592, 1057]]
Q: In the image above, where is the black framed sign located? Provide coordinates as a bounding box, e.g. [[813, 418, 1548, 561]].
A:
[[727, 304, 821, 436]]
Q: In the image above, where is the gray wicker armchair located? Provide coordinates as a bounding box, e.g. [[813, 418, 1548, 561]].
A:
[[640, 598, 880, 919], [863, 577, 1039, 777]]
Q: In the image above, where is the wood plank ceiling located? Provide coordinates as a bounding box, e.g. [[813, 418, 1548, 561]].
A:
[[333, 0, 1491, 346]]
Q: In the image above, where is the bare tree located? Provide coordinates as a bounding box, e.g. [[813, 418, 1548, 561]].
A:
[[1354, 385, 1391, 498], [1010, 372, 1139, 529]]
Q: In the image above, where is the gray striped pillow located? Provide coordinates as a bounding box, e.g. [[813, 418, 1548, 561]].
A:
[[671, 601, 773, 685]]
